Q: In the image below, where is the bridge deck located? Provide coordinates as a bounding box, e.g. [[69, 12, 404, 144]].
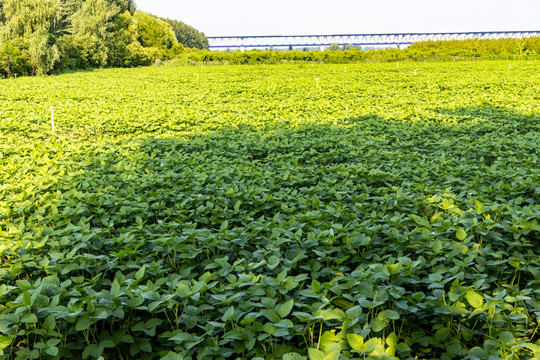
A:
[[208, 31, 540, 50]]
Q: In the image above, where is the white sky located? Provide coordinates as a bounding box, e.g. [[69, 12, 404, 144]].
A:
[[135, 0, 540, 37]]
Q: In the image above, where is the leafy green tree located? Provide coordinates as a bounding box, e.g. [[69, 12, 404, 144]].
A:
[[0, 0, 60, 74], [28, 30, 59, 75], [70, 0, 122, 66], [0, 1, 5, 24], [71, 0, 120, 39], [328, 43, 342, 51], [345, 44, 362, 51], [162, 17, 209, 49], [2, 0, 60, 38], [134, 12, 176, 49], [0, 38, 31, 77]]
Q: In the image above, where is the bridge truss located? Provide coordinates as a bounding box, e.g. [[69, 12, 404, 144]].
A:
[[208, 31, 540, 51]]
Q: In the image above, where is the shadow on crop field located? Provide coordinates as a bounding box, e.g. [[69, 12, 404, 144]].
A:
[[1, 108, 539, 359]]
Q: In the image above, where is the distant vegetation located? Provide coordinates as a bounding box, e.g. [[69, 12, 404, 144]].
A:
[[162, 18, 209, 51], [1, 1, 539, 78], [0, 0, 209, 78], [187, 37, 540, 65]]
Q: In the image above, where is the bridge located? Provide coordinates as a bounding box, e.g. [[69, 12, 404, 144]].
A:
[[208, 30, 540, 51]]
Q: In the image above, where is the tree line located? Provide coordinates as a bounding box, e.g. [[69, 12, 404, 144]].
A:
[[0, 0, 208, 77], [187, 37, 540, 65]]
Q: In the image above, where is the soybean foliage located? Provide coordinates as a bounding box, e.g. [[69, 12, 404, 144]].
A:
[[0, 61, 539, 359]]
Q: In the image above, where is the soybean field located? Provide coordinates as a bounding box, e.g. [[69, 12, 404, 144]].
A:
[[0, 61, 539, 359]]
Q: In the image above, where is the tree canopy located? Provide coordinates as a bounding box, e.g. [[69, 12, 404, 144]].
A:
[[0, 0, 208, 77]]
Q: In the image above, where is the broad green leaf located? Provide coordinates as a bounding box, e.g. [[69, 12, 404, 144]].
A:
[[378, 309, 399, 320], [222, 306, 235, 322], [0, 336, 13, 350], [465, 290, 483, 309], [322, 309, 345, 321], [499, 331, 515, 344], [456, 227, 467, 241], [323, 351, 340, 360], [347, 333, 364, 350], [371, 317, 388, 332], [434, 327, 451, 342], [135, 266, 145, 280], [364, 338, 378, 353], [308, 348, 325, 360], [261, 309, 280, 323], [432, 240, 442, 253], [160, 352, 184, 360], [111, 279, 121, 297], [21, 313, 38, 324], [396, 342, 411, 354], [43, 314, 56, 331], [45, 347, 59, 356], [410, 214, 430, 228], [283, 353, 305, 360], [76, 315, 95, 331], [278, 299, 294, 318]]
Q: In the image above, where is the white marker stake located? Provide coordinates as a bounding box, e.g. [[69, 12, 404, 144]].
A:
[[344, 67, 347, 72], [196, 73, 199, 82], [414, 69, 417, 75], [315, 78, 320, 88], [509, 64, 511, 68], [50, 106, 55, 133], [397, 62, 399, 68]]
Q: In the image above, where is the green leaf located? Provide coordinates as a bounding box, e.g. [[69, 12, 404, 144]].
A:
[[465, 289, 483, 309], [0, 336, 14, 351], [43, 314, 56, 331], [176, 283, 191, 298], [410, 214, 430, 228], [322, 308, 345, 321], [278, 299, 294, 318], [283, 353, 305, 360], [111, 279, 121, 297], [432, 240, 442, 253], [499, 331, 515, 344], [396, 342, 411, 354], [323, 351, 340, 360], [371, 317, 388, 332], [45, 347, 59, 356], [160, 352, 184, 360], [261, 309, 280, 323], [364, 338, 378, 353], [135, 266, 145, 280], [378, 309, 399, 320], [101, 339, 116, 348], [82, 344, 101, 359], [456, 227, 467, 241], [267, 255, 280, 270], [435, 327, 451, 342], [308, 348, 325, 360], [21, 313, 38, 323], [347, 333, 364, 350], [386, 332, 397, 356], [76, 315, 95, 331], [222, 306, 234, 322], [474, 200, 483, 213]]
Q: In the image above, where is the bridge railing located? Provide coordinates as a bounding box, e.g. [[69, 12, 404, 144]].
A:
[[208, 31, 540, 50]]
